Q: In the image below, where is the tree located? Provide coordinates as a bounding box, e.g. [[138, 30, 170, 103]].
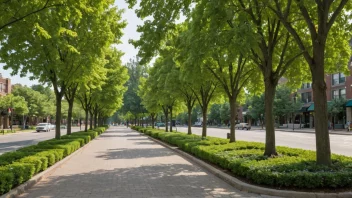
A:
[[247, 95, 265, 128], [269, 0, 351, 165], [1, 1, 126, 139], [12, 85, 51, 127], [0, 94, 29, 118], [121, 58, 147, 125], [0, 0, 67, 32], [90, 48, 129, 128], [220, 103, 231, 125], [208, 104, 221, 125], [328, 98, 346, 129]]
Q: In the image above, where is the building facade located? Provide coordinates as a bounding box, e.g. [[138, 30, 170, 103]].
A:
[[297, 60, 352, 128], [0, 73, 11, 129], [0, 73, 11, 96]]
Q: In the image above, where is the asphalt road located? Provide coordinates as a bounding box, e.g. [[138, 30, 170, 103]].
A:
[[175, 126, 352, 156], [0, 127, 81, 155]]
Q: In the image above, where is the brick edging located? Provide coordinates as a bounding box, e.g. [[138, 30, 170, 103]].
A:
[[139, 132, 352, 198], [0, 134, 99, 198]]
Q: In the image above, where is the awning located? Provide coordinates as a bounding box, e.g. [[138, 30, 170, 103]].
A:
[[299, 103, 313, 112], [307, 104, 314, 111], [307, 102, 332, 111], [346, 100, 352, 107]]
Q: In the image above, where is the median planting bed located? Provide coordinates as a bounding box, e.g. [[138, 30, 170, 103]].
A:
[[132, 126, 352, 191], [0, 126, 108, 195]]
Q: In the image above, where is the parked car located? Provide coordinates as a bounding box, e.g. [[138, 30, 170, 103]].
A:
[[235, 123, 251, 130], [155, 122, 165, 127], [194, 122, 202, 127], [36, 123, 51, 132], [60, 125, 67, 129]]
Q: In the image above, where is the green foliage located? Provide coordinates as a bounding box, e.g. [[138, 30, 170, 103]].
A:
[[12, 85, 54, 117], [0, 129, 106, 195], [0, 94, 29, 115], [134, 126, 352, 189], [274, 85, 302, 118], [247, 95, 265, 121]]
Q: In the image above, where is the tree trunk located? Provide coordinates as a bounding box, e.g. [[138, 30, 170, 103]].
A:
[[67, 100, 74, 135], [89, 111, 93, 130], [169, 106, 173, 132], [162, 106, 169, 132], [201, 108, 208, 138], [55, 94, 62, 139], [94, 108, 98, 129], [229, 98, 237, 142], [187, 107, 192, 135], [312, 58, 331, 165], [151, 115, 155, 129], [264, 80, 277, 156], [85, 109, 89, 132]]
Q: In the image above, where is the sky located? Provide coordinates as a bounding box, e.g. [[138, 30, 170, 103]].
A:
[[0, 0, 142, 86]]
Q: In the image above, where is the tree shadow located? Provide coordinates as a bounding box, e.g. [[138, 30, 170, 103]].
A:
[[19, 164, 246, 198], [126, 138, 149, 141], [133, 141, 157, 145], [96, 147, 175, 160]]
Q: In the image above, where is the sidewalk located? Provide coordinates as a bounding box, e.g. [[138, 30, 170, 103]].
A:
[[18, 127, 261, 198]]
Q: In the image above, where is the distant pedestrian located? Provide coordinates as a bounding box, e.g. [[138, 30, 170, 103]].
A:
[[347, 121, 351, 132]]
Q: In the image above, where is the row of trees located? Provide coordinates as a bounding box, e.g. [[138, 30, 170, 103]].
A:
[[0, 84, 89, 128], [0, 1, 128, 138], [128, 0, 352, 165]]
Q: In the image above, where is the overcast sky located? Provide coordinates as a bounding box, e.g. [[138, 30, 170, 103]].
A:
[[0, 0, 141, 86]]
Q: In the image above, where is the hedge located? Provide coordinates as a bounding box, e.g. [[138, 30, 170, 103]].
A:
[[132, 126, 352, 190], [0, 127, 107, 195]]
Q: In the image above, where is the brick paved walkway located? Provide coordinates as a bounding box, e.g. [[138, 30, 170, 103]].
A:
[[18, 127, 263, 198]]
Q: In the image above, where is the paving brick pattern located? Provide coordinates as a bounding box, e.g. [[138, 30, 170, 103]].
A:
[[18, 127, 264, 198]]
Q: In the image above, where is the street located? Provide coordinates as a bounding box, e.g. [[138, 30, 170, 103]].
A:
[[175, 126, 352, 156], [0, 127, 81, 155]]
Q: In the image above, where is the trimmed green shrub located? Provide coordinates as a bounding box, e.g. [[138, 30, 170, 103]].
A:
[[71, 131, 98, 139], [0, 167, 14, 195], [0, 126, 105, 196], [62, 135, 91, 145], [133, 126, 352, 189], [93, 127, 106, 134], [7, 163, 35, 186], [18, 155, 48, 173]]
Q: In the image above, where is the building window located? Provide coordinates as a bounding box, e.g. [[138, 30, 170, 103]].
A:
[[340, 88, 346, 99], [332, 73, 345, 85], [332, 88, 346, 99], [301, 92, 312, 103], [301, 83, 312, 89]]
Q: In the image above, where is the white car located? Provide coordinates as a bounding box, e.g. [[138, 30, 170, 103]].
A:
[[36, 123, 51, 132], [235, 123, 251, 130], [194, 122, 202, 127], [50, 124, 55, 130]]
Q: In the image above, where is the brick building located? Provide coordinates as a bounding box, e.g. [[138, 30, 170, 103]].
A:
[[297, 59, 352, 129], [0, 73, 11, 129], [0, 73, 11, 96]]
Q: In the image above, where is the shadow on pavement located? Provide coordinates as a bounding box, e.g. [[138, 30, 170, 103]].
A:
[[133, 141, 157, 145], [19, 164, 242, 198], [126, 138, 149, 141], [96, 147, 175, 160], [100, 134, 141, 138]]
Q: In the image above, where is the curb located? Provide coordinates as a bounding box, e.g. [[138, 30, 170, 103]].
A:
[[0, 135, 97, 198], [140, 132, 352, 198]]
